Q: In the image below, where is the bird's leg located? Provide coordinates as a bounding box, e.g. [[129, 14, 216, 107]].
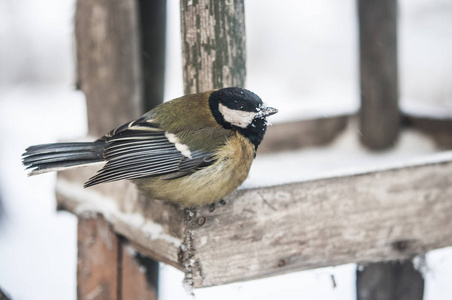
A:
[[219, 199, 226, 205]]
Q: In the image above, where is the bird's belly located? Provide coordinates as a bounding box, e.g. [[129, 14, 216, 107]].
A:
[[134, 135, 255, 207]]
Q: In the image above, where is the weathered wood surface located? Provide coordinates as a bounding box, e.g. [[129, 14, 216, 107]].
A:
[[121, 243, 159, 300], [77, 215, 119, 299], [180, 0, 246, 94], [358, 0, 400, 149], [57, 152, 452, 288], [357, 260, 425, 300], [57, 168, 185, 270], [75, 0, 142, 137], [76, 215, 160, 299], [179, 0, 247, 290]]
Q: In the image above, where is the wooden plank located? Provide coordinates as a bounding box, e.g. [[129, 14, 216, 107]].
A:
[[75, 0, 142, 137], [189, 155, 452, 287], [77, 215, 119, 300], [57, 153, 452, 288], [121, 242, 159, 300], [358, 0, 400, 149], [404, 116, 452, 150], [180, 0, 246, 94], [357, 261, 424, 300]]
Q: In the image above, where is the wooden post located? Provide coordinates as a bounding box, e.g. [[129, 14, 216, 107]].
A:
[[73, 0, 165, 298], [77, 215, 120, 299], [180, 0, 246, 94], [357, 261, 424, 300], [358, 0, 400, 149], [138, 0, 167, 111], [357, 0, 423, 298], [179, 0, 246, 290], [75, 0, 142, 137]]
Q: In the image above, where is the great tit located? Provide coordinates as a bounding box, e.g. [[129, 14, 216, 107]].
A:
[[23, 87, 277, 208]]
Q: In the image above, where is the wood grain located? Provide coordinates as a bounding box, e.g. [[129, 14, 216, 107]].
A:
[[58, 153, 452, 288], [56, 167, 185, 271], [180, 0, 246, 94], [121, 243, 159, 300], [77, 215, 119, 300]]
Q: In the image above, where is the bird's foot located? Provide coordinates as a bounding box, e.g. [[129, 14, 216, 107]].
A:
[[209, 199, 226, 213]]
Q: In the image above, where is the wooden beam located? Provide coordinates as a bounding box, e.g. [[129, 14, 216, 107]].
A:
[[258, 115, 349, 154], [404, 116, 452, 150], [57, 152, 452, 288], [358, 0, 400, 149]]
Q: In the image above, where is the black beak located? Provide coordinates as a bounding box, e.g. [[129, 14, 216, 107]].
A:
[[257, 107, 278, 118]]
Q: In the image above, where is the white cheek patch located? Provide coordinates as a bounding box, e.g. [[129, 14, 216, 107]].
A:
[[165, 132, 192, 159], [219, 103, 256, 128]]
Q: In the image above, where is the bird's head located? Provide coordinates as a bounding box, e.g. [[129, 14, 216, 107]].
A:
[[209, 87, 278, 149]]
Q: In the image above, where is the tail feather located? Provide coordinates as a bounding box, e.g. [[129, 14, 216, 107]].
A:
[[23, 140, 106, 175]]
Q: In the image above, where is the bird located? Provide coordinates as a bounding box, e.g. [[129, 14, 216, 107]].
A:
[[22, 87, 278, 209]]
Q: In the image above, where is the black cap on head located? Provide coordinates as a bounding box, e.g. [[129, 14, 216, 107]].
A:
[[210, 87, 263, 113], [209, 87, 276, 150]]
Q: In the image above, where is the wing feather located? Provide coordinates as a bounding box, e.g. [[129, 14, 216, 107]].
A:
[[84, 118, 218, 187]]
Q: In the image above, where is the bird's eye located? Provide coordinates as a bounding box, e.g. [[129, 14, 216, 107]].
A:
[[239, 105, 245, 110]]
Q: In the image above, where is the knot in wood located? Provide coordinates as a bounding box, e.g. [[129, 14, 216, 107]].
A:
[[277, 258, 287, 267], [391, 239, 415, 252], [197, 216, 206, 226]]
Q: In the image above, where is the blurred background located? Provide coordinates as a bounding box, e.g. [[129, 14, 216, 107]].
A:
[[0, 0, 451, 299]]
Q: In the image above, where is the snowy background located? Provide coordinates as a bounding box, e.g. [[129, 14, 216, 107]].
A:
[[1, 0, 452, 299]]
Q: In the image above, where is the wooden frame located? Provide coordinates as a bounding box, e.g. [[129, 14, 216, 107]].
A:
[[64, 0, 452, 297]]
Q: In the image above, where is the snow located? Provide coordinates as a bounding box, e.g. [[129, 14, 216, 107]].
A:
[[245, 124, 450, 188], [1, 0, 452, 299]]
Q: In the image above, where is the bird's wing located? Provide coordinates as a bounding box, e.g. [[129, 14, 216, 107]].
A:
[[84, 116, 218, 187]]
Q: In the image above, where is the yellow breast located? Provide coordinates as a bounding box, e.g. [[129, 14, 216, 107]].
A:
[[134, 132, 255, 207]]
